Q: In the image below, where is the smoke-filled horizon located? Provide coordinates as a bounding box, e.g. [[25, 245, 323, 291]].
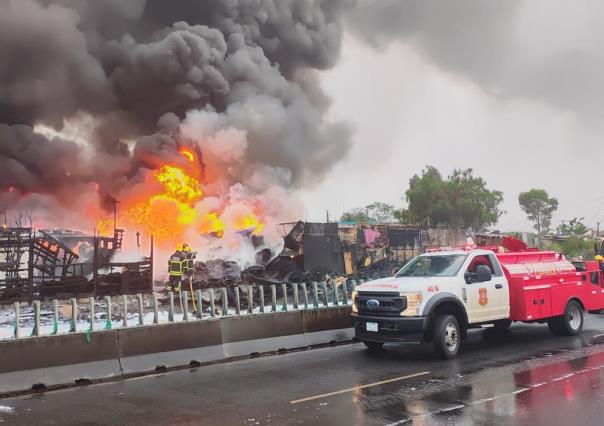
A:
[[296, 0, 604, 232], [0, 0, 353, 254]]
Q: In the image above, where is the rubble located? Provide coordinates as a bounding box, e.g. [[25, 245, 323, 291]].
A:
[[0, 227, 153, 303]]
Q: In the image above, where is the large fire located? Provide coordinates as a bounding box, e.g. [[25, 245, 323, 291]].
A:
[[96, 147, 264, 247]]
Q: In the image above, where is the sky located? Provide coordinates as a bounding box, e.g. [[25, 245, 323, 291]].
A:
[[4, 1, 604, 238], [298, 2, 604, 233]]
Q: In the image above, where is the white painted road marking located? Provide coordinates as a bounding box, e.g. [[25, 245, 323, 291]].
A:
[[290, 371, 430, 404]]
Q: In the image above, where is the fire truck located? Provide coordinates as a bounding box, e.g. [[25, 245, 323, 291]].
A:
[[352, 239, 604, 358]]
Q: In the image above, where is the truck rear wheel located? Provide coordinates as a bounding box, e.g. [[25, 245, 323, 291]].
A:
[[433, 314, 460, 359], [548, 300, 584, 336], [363, 341, 384, 351]]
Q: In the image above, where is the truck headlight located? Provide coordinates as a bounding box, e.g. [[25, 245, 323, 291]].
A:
[[351, 290, 358, 313], [400, 292, 422, 316]]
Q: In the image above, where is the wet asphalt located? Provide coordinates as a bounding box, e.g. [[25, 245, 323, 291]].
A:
[[4, 316, 604, 425]]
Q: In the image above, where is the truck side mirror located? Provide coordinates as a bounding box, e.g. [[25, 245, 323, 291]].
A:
[[475, 265, 492, 282]]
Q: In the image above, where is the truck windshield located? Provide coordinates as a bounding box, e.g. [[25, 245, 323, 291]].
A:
[[395, 254, 467, 277]]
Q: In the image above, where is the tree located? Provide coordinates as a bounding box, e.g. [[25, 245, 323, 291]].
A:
[[341, 202, 395, 223], [400, 166, 504, 231], [365, 202, 395, 222], [557, 217, 589, 236], [548, 237, 594, 260], [340, 208, 372, 223], [518, 189, 558, 235]]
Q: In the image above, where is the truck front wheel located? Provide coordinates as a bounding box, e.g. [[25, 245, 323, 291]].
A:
[[548, 300, 584, 336], [433, 314, 461, 359]]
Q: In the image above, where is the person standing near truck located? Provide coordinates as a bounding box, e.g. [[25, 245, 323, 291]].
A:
[[596, 255, 604, 272]]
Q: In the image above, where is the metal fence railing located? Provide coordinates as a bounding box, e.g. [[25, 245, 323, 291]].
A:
[[1, 280, 367, 341]]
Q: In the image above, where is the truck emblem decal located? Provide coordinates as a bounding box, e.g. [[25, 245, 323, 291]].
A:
[[366, 299, 380, 308], [479, 287, 488, 306]]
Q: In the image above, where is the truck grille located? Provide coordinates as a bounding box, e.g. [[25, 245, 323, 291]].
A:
[[356, 291, 407, 316]]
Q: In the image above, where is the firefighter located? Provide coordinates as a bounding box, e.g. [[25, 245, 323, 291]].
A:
[[182, 243, 199, 312], [182, 243, 194, 271], [596, 255, 604, 272], [166, 244, 185, 292]]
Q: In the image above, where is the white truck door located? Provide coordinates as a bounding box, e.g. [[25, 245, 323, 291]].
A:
[[464, 254, 509, 323]]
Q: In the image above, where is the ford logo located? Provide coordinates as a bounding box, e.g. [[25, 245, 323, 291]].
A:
[[366, 299, 380, 308]]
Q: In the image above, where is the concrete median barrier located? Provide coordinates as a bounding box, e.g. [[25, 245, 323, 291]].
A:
[[0, 306, 354, 396]]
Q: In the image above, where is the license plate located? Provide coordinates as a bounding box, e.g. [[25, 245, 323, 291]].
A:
[[366, 322, 378, 332]]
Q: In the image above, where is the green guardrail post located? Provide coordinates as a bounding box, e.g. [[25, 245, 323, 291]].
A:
[[209, 288, 216, 318], [258, 286, 265, 313], [104, 296, 112, 330], [153, 293, 159, 324], [122, 295, 129, 327], [293, 283, 299, 310], [312, 282, 319, 308], [85, 297, 94, 343], [221, 288, 228, 316], [69, 298, 77, 333], [321, 282, 329, 307], [247, 286, 254, 314], [195, 290, 203, 319], [31, 300, 40, 337], [13, 302, 20, 338], [169, 291, 175, 322], [270, 285, 277, 312], [281, 284, 288, 311], [137, 293, 144, 325], [330, 281, 339, 306], [343, 280, 349, 305], [234, 287, 241, 315], [51, 299, 59, 335], [301, 283, 309, 309], [182, 291, 189, 321]]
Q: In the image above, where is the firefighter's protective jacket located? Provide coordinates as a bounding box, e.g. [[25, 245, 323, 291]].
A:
[[184, 251, 196, 272], [168, 251, 185, 276]]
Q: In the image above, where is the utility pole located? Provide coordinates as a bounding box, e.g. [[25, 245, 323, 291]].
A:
[[113, 198, 120, 232], [597, 221, 600, 237]]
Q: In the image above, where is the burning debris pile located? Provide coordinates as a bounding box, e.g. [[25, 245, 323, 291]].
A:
[[0, 226, 152, 303], [0, 0, 353, 269]]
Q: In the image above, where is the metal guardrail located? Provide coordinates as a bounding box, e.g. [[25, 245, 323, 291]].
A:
[[3, 280, 366, 341]]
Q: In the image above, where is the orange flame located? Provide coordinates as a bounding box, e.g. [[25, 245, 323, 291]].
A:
[[235, 214, 265, 236], [97, 219, 114, 236], [154, 165, 203, 204], [95, 148, 264, 247], [179, 148, 196, 163], [198, 212, 225, 238], [95, 149, 265, 247]]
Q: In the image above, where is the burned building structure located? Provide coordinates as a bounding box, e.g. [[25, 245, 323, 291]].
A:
[[233, 222, 469, 286], [0, 227, 153, 304]]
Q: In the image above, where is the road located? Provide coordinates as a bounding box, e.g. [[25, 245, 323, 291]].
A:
[[4, 316, 604, 425]]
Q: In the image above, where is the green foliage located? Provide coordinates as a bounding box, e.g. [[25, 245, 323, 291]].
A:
[[557, 217, 589, 236], [548, 237, 595, 260], [518, 189, 558, 235], [341, 202, 395, 223], [340, 208, 372, 223], [399, 166, 504, 231], [365, 202, 395, 222]]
